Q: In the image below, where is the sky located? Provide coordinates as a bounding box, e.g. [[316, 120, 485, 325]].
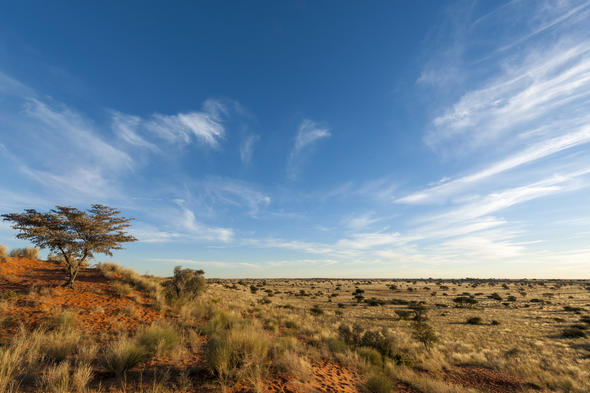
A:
[[1, 1, 590, 278]]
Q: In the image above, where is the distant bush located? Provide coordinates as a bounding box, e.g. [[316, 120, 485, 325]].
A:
[[466, 317, 483, 325], [411, 322, 437, 350], [561, 328, 587, 339], [0, 245, 7, 256], [491, 320, 501, 325], [310, 304, 323, 315], [338, 324, 397, 358], [161, 266, 206, 304], [453, 296, 477, 306], [9, 247, 40, 260], [284, 320, 297, 329]]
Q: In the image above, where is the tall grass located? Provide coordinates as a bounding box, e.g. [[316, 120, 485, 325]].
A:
[[100, 337, 148, 377], [206, 324, 270, 388]]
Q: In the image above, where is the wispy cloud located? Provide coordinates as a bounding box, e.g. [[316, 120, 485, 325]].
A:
[[110, 98, 231, 150], [111, 111, 160, 152], [288, 119, 331, 179], [294, 119, 331, 150], [240, 134, 260, 164]]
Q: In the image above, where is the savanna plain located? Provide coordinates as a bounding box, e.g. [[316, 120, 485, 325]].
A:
[[0, 245, 589, 393]]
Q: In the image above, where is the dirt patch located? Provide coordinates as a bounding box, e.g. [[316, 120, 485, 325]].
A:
[[447, 365, 540, 393], [0, 257, 160, 336]]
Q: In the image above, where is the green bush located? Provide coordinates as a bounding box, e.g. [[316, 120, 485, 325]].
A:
[[466, 317, 483, 325], [161, 266, 206, 304]]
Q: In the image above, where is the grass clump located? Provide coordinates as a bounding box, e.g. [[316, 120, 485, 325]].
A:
[[272, 350, 311, 382], [365, 374, 393, 393], [100, 337, 148, 377], [358, 347, 383, 367], [136, 323, 179, 355], [206, 325, 269, 388], [51, 311, 77, 331]]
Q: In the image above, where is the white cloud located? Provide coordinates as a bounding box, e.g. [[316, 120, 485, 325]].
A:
[[294, 119, 331, 151], [398, 125, 590, 204], [111, 99, 230, 149], [111, 111, 160, 152], [179, 206, 234, 243], [240, 134, 260, 164], [288, 119, 331, 179], [342, 212, 380, 231]]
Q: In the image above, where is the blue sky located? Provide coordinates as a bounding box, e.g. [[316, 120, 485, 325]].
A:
[[1, 1, 590, 278]]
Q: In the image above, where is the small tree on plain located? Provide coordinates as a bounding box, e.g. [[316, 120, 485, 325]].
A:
[[1, 205, 136, 288], [161, 266, 206, 304]]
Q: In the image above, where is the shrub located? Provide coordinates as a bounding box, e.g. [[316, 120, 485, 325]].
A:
[[466, 317, 483, 325], [358, 347, 382, 367], [395, 310, 413, 320], [0, 245, 7, 256], [338, 323, 364, 347], [411, 322, 437, 350], [8, 247, 40, 260], [161, 266, 206, 304], [365, 374, 393, 393], [453, 296, 477, 306], [136, 323, 179, 355], [100, 337, 147, 376], [561, 328, 587, 339], [284, 320, 297, 329], [323, 337, 348, 353], [310, 304, 323, 315], [491, 320, 501, 325]]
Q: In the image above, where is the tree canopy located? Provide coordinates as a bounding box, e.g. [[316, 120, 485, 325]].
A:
[[2, 204, 137, 287]]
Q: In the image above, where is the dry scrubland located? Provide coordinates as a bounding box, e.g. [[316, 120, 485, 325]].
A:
[[0, 246, 589, 393]]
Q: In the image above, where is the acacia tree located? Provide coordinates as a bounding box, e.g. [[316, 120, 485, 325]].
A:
[[2, 204, 137, 288]]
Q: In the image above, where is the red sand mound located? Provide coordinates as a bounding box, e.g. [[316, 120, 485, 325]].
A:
[[0, 256, 159, 336]]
